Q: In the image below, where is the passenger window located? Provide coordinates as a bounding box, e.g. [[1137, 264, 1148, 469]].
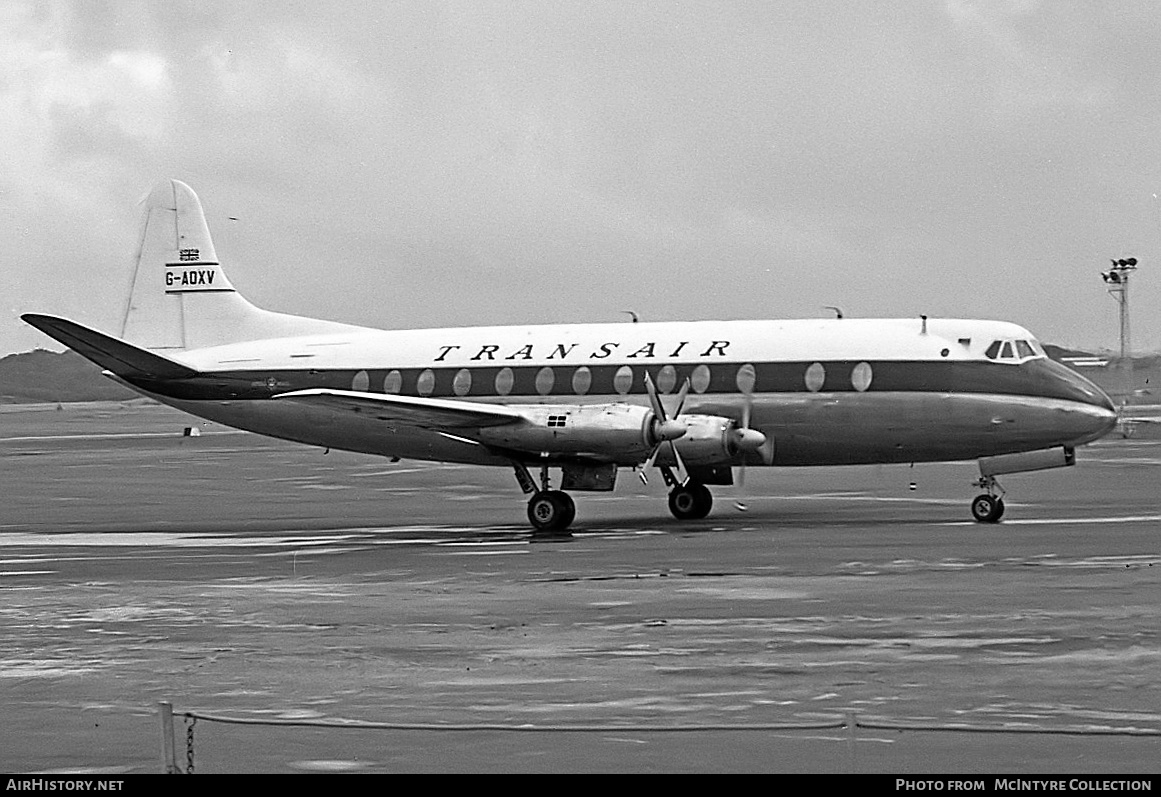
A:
[[613, 365, 633, 395], [804, 362, 825, 392], [416, 368, 435, 396], [572, 366, 592, 395], [384, 370, 402, 394], [691, 364, 711, 394], [735, 363, 757, 394], [535, 367, 555, 396], [1015, 340, 1034, 359], [495, 367, 514, 396], [985, 341, 1002, 360], [453, 368, 472, 397], [656, 364, 677, 394]]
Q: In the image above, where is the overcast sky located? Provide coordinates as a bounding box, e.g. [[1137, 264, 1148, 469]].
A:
[[4, 1, 1160, 356]]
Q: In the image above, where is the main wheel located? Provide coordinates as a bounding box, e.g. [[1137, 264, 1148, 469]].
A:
[[970, 494, 1004, 523], [527, 490, 576, 532], [668, 483, 713, 520]]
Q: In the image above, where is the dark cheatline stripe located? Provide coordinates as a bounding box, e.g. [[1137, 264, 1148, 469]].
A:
[[128, 358, 1111, 409]]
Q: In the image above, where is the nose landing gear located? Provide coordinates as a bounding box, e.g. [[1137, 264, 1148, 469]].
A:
[[970, 475, 1005, 523]]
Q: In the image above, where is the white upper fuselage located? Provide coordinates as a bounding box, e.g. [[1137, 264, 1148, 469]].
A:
[[176, 317, 1024, 372]]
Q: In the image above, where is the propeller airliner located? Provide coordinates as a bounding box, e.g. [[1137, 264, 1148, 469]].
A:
[[23, 180, 1118, 532]]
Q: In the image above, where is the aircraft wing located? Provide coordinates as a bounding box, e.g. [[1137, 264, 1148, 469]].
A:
[[273, 388, 526, 429]]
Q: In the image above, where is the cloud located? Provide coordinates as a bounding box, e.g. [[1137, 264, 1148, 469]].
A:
[[3, 1, 1161, 354]]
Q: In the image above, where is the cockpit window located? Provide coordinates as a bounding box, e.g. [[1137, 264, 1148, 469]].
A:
[[985, 338, 1046, 363]]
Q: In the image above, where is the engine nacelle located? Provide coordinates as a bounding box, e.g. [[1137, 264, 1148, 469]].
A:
[[649, 414, 774, 467], [475, 403, 656, 460], [643, 414, 731, 466]]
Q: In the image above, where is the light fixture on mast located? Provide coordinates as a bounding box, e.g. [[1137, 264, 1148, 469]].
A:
[[1100, 257, 1137, 359]]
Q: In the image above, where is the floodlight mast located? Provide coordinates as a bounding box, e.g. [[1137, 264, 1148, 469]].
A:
[[1100, 257, 1137, 359]]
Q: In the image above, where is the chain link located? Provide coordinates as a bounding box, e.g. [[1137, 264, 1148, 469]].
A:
[[185, 715, 196, 774]]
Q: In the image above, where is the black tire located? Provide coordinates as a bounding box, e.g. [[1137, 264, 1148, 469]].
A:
[[669, 483, 713, 520], [527, 490, 575, 532], [970, 494, 1003, 523], [992, 498, 1005, 521]]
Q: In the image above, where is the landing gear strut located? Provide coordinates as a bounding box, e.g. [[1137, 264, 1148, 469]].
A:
[[668, 482, 713, 520], [514, 461, 577, 533], [970, 475, 1005, 523]]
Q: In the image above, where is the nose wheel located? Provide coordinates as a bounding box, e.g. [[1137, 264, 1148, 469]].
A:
[[970, 493, 1005, 523], [970, 476, 1005, 523]]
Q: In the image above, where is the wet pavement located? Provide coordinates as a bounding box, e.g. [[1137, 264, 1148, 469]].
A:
[[1, 403, 1158, 773]]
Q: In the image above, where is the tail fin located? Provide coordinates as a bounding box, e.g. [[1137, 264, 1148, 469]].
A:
[[120, 179, 357, 351]]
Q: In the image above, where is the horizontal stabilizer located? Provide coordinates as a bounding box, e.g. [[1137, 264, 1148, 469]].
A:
[[274, 388, 526, 429], [21, 314, 199, 380]]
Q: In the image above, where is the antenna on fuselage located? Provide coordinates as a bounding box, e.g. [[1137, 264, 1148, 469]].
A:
[[622, 311, 640, 323], [920, 315, 928, 335], [824, 306, 844, 319]]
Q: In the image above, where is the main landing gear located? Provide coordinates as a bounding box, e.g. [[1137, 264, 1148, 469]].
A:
[[526, 489, 576, 533], [513, 462, 577, 534], [513, 460, 718, 533], [970, 475, 1005, 523], [667, 482, 713, 520]]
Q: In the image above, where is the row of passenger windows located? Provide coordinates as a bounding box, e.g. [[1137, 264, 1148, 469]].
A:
[[349, 362, 877, 397], [984, 339, 1043, 361]]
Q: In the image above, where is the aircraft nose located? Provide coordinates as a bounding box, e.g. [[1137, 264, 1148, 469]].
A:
[[1032, 357, 1115, 409], [1033, 358, 1118, 442]]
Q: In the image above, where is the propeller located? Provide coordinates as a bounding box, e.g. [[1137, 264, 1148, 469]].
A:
[[731, 364, 769, 511], [639, 372, 690, 486]]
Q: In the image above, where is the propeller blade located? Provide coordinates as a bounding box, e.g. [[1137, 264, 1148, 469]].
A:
[[734, 464, 748, 512], [644, 370, 687, 452], [668, 439, 686, 482], [643, 371, 666, 421], [672, 377, 691, 418], [735, 366, 757, 512], [645, 442, 661, 471]]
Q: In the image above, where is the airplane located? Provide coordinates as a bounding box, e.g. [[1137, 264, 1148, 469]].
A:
[[22, 179, 1118, 533]]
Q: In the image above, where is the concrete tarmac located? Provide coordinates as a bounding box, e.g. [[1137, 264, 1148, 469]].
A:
[[1, 403, 1158, 773]]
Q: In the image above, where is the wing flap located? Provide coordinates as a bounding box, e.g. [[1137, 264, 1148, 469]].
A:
[[273, 388, 527, 429]]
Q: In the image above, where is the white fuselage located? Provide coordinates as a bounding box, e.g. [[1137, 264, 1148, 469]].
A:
[[128, 316, 1117, 469]]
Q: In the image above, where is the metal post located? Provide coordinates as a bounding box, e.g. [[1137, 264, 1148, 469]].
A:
[[1101, 258, 1136, 358], [158, 701, 178, 774], [1101, 258, 1138, 409], [1120, 270, 1131, 360]]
